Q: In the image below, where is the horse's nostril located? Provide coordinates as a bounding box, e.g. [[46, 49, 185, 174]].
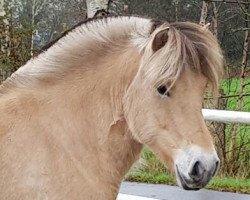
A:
[[191, 161, 200, 176], [215, 160, 219, 169], [189, 161, 205, 181], [212, 160, 220, 176]]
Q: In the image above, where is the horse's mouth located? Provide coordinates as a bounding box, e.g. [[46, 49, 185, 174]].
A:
[[176, 165, 202, 191]]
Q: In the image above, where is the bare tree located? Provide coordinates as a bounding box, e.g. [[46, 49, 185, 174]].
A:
[[174, 0, 179, 22], [229, 1, 249, 168], [200, 0, 210, 25], [0, 0, 10, 57], [30, 0, 48, 56], [211, 2, 218, 37], [86, 0, 110, 18]]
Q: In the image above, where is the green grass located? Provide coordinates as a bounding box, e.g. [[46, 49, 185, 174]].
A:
[[219, 78, 250, 178], [125, 172, 250, 194], [207, 177, 250, 193], [220, 78, 250, 111], [126, 172, 175, 185], [205, 78, 250, 178]]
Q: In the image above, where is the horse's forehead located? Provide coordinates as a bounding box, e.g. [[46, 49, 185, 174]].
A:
[[174, 70, 208, 92]]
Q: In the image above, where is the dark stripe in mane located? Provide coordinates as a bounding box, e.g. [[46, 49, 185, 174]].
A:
[[40, 15, 163, 53], [40, 16, 108, 52], [150, 19, 164, 33]]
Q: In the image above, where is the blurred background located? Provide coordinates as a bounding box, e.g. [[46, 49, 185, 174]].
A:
[[0, 0, 249, 193]]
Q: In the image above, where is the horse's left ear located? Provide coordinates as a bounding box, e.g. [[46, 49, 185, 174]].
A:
[[152, 27, 169, 52], [201, 23, 210, 30]]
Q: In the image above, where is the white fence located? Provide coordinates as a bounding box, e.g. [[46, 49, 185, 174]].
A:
[[118, 194, 156, 200], [202, 109, 250, 125]]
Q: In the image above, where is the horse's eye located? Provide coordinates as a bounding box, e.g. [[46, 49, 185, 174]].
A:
[[157, 85, 170, 97]]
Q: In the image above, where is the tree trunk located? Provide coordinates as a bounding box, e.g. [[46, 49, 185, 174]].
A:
[[123, 0, 131, 14], [200, 0, 209, 25], [212, 89, 227, 171], [30, 0, 35, 57], [174, 0, 179, 22], [0, 0, 10, 57], [211, 2, 218, 37], [30, 0, 48, 57], [86, 0, 110, 18], [0, 0, 4, 16], [229, 2, 249, 171]]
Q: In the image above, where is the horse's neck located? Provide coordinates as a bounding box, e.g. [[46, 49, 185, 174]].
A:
[[43, 46, 142, 195], [51, 47, 143, 196]]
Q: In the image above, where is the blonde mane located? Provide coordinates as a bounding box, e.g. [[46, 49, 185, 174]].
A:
[[0, 16, 223, 93], [141, 22, 223, 90], [0, 16, 152, 92]]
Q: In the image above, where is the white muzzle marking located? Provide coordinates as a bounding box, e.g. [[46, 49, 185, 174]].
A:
[[174, 145, 220, 190]]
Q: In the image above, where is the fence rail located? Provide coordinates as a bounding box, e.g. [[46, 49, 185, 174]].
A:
[[202, 109, 250, 125]]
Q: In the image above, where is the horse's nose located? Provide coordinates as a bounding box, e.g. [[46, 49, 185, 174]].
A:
[[188, 159, 220, 182], [188, 161, 205, 181], [175, 146, 220, 190]]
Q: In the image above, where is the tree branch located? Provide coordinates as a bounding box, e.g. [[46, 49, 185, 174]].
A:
[[204, 93, 250, 99], [210, 0, 250, 4], [232, 27, 250, 32]]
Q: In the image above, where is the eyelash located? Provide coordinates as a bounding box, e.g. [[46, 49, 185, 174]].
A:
[[157, 85, 170, 97]]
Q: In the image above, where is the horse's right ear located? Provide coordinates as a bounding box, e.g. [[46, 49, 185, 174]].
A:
[[152, 27, 169, 52]]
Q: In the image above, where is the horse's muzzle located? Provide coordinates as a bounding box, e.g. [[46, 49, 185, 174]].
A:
[[174, 146, 220, 190], [176, 161, 219, 190]]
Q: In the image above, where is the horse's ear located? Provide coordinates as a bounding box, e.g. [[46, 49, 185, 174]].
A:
[[152, 27, 169, 52], [201, 23, 210, 30]]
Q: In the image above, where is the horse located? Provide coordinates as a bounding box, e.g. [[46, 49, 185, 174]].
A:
[[0, 16, 223, 200]]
